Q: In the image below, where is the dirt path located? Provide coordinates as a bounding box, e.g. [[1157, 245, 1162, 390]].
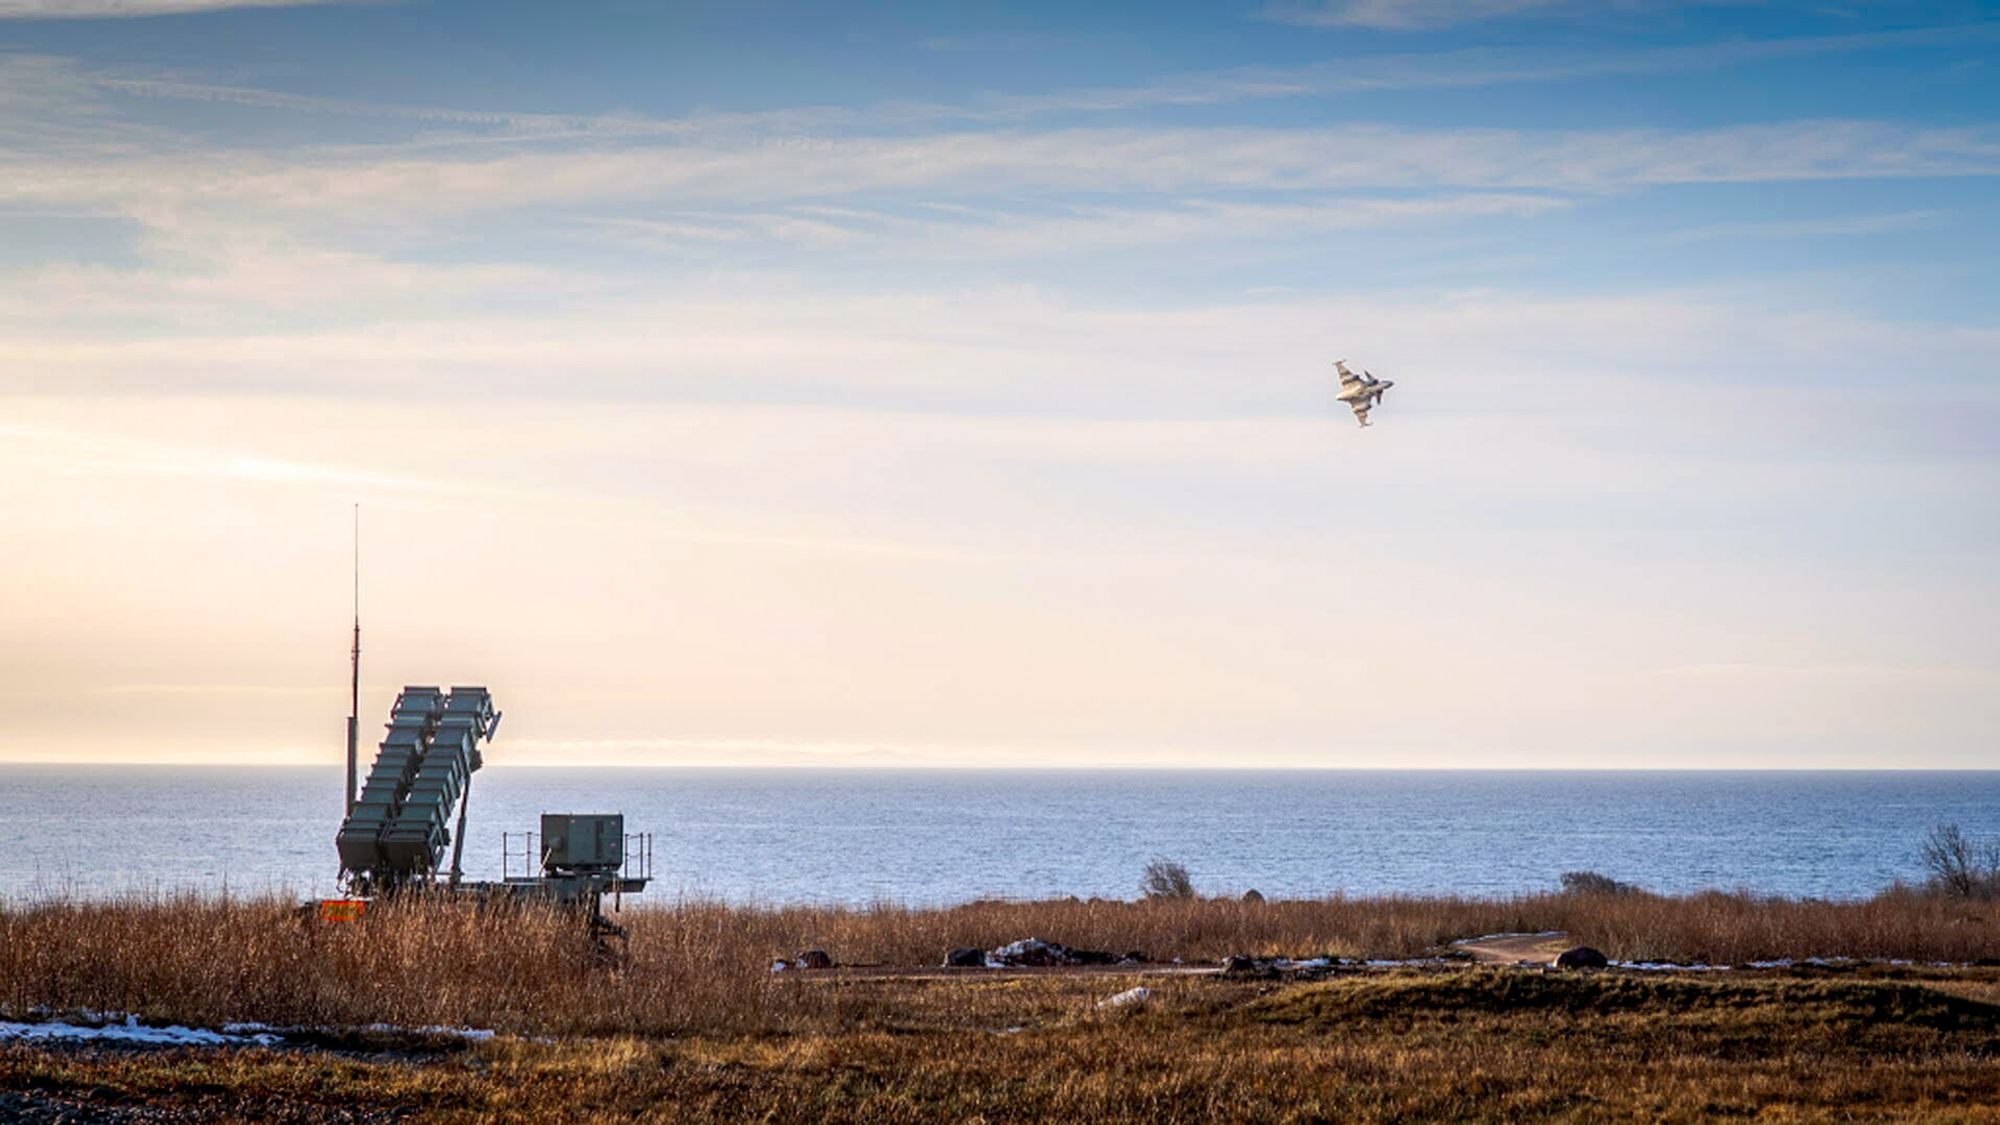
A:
[[784, 963, 1223, 982], [1453, 932, 1573, 965]]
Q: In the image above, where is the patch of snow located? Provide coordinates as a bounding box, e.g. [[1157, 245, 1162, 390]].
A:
[[1609, 961, 1730, 972], [0, 1013, 503, 1049], [406, 1025, 496, 1042], [1452, 931, 1564, 945], [1271, 957, 1333, 971], [1710, 956, 1975, 972], [0, 1015, 280, 1047], [1097, 987, 1151, 1009], [230, 1020, 496, 1043]]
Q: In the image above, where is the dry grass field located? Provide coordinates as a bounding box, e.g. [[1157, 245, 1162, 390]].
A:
[[2, 891, 1998, 1120], [5, 889, 1997, 1036]]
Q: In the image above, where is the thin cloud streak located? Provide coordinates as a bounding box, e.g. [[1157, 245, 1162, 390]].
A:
[[91, 76, 718, 136], [0, 414, 998, 562], [66, 23, 2000, 141], [11, 122, 1998, 225], [86, 682, 333, 695], [1664, 209, 1947, 241], [1267, 0, 1559, 28], [1264, 0, 1748, 30], [0, 421, 440, 492], [1656, 663, 2000, 685], [593, 193, 1574, 259], [0, 0, 352, 16]]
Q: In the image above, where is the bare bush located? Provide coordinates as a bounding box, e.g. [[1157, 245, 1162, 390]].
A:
[[1139, 858, 1195, 899], [1920, 823, 2000, 900]]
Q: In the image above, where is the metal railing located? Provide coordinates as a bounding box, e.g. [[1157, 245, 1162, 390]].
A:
[[500, 831, 540, 881], [623, 833, 653, 881], [501, 831, 652, 881]]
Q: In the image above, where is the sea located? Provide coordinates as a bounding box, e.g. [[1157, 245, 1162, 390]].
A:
[[1, 767, 1995, 905]]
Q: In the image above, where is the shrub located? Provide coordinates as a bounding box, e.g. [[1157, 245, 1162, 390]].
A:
[[1919, 823, 2000, 900], [1139, 858, 1195, 899], [1560, 871, 1637, 896]]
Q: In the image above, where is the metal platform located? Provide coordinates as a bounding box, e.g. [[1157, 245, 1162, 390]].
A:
[[496, 814, 652, 907]]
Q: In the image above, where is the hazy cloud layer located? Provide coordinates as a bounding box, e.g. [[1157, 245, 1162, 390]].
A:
[[2, 10, 1996, 766]]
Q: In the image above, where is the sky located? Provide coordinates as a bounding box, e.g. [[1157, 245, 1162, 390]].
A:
[[1, 0, 1996, 769]]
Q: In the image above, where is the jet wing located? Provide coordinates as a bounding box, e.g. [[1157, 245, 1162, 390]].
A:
[[1335, 362, 1363, 389]]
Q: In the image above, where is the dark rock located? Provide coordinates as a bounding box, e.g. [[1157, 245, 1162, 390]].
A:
[[981, 938, 1138, 967], [945, 947, 987, 968], [1222, 954, 1346, 980], [1242, 889, 1265, 904], [1122, 951, 1147, 964], [1555, 946, 1609, 970], [992, 938, 1128, 966], [796, 949, 834, 970], [989, 938, 1066, 966]]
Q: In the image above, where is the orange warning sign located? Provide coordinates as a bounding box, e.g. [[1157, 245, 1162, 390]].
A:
[[319, 899, 367, 923]]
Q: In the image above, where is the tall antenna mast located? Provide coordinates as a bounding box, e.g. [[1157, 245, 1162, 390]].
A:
[[345, 503, 361, 817]]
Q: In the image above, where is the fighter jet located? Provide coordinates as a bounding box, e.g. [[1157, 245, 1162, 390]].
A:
[[1333, 359, 1394, 428]]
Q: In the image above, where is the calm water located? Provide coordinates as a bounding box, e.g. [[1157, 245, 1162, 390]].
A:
[[1, 768, 1994, 904]]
